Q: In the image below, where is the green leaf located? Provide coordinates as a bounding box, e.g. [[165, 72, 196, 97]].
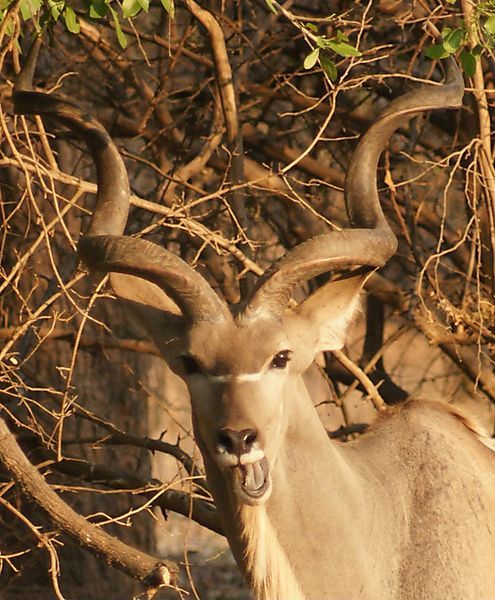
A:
[[122, 0, 141, 18], [485, 15, 495, 35], [305, 23, 317, 32], [160, 0, 174, 16], [315, 35, 327, 49], [47, 0, 62, 21], [109, 6, 127, 49], [319, 53, 337, 81], [327, 40, 361, 57], [446, 0, 456, 4], [336, 29, 349, 42], [89, 0, 107, 18], [425, 43, 450, 59], [64, 5, 80, 32], [441, 27, 452, 39], [19, 0, 42, 20], [443, 28, 465, 53], [265, 0, 277, 14], [472, 44, 484, 57], [460, 50, 476, 77], [304, 47, 320, 69], [39, 9, 51, 27]]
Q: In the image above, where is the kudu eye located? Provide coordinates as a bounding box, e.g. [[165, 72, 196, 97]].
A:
[[270, 350, 292, 370], [180, 355, 202, 376]]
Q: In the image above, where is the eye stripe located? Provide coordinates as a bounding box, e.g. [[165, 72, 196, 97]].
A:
[[208, 372, 263, 383], [209, 374, 229, 383], [237, 373, 263, 382]]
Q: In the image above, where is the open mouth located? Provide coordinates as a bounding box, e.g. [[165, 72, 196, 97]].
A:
[[233, 456, 270, 499]]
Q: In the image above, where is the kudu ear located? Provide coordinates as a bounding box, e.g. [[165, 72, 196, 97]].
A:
[[292, 272, 370, 352], [109, 273, 188, 363]]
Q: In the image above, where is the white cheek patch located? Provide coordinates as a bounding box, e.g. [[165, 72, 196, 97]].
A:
[[216, 452, 238, 467]]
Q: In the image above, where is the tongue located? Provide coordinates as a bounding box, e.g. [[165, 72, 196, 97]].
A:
[[241, 460, 266, 491]]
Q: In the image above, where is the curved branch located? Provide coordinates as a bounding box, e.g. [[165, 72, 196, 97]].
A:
[[182, 0, 239, 149], [0, 417, 176, 593]]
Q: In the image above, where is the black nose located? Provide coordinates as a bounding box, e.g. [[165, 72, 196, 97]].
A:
[[217, 428, 257, 456]]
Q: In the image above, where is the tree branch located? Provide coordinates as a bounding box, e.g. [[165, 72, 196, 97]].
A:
[[0, 417, 177, 595]]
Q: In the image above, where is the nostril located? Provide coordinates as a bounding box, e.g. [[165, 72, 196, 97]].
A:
[[217, 429, 235, 454], [243, 429, 257, 449], [217, 428, 258, 456]]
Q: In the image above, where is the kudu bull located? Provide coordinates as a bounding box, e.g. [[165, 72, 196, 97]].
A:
[[14, 39, 495, 600]]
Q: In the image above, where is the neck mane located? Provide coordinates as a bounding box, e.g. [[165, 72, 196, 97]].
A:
[[239, 504, 306, 600]]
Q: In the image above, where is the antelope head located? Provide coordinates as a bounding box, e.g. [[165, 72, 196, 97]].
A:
[[180, 263, 375, 506], [14, 39, 464, 508]]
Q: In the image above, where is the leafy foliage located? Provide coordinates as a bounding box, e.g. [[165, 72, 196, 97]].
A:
[[301, 28, 361, 82], [0, 0, 175, 47], [425, 2, 495, 77]]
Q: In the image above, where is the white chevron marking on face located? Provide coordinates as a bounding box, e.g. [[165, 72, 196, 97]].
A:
[[208, 372, 263, 384]]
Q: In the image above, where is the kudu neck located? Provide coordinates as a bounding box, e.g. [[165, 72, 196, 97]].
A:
[[237, 378, 376, 600], [273, 376, 363, 502]]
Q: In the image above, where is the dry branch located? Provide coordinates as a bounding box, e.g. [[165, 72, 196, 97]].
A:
[[40, 451, 222, 535], [332, 350, 386, 411], [183, 0, 250, 250], [0, 417, 177, 594], [1, 5, 494, 596]]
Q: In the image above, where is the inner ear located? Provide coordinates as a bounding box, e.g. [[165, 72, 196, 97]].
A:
[[109, 273, 188, 364], [291, 271, 371, 353]]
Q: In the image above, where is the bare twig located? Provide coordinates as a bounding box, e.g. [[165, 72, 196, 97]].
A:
[[332, 350, 386, 411]]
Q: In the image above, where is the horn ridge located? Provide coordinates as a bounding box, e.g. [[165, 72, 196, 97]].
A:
[[244, 229, 393, 316], [14, 94, 130, 238], [345, 56, 464, 231]]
